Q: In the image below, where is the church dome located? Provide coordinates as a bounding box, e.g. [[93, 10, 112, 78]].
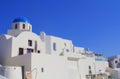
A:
[[12, 17, 30, 23]]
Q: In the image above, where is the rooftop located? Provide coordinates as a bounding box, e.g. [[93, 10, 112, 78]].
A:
[[12, 17, 30, 23]]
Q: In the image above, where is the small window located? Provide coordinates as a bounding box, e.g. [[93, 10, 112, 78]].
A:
[[73, 47, 75, 52], [15, 24, 17, 29], [53, 42, 56, 51], [66, 49, 69, 52], [115, 60, 118, 63], [89, 66, 91, 69], [19, 48, 24, 55], [23, 24, 25, 29], [28, 40, 32, 46], [64, 43, 66, 46], [41, 68, 44, 72], [27, 48, 33, 53], [89, 70, 92, 74]]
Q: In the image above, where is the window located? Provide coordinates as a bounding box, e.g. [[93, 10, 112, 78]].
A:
[[53, 42, 56, 51], [64, 43, 66, 46], [28, 40, 32, 46], [41, 67, 44, 72], [66, 49, 69, 52], [23, 24, 25, 29], [19, 48, 24, 55], [89, 66, 91, 69], [15, 24, 17, 29], [73, 47, 75, 52], [115, 60, 118, 63], [27, 48, 33, 53], [89, 70, 92, 74]]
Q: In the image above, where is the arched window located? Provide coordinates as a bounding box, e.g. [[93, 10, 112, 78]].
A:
[[15, 24, 17, 29], [23, 24, 25, 29], [53, 42, 56, 51]]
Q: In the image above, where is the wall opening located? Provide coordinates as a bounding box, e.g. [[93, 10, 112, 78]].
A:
[[28, 40, 32, 46], [53, 42, 56, 51], [19, 48, 24, 55], [23, 24, 25, 29], [27, 48, 33, 53], [15, 24, 17, 29], [41, 68, 44, 72]]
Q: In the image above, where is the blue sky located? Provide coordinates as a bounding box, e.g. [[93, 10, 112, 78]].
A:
[[0, 0, 120, 56]]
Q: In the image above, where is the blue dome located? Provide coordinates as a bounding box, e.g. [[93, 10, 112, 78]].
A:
[[13, 17, 30, 23]]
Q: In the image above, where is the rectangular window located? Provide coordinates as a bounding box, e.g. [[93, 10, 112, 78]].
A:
[[73, 47, 75, 52], [28, 40, 32, 46], [66, 49, 69, 52], [89, 70, 92, 74], [41, 67, 44, 72], [53, 42, 56, 51], [15, 24, 17, 29], [64, 43, 66, 46], [23, 24, 25, 29], [19, 48, 24, 55], [27, 48, 33, 53], [89, 66, 91, 69]]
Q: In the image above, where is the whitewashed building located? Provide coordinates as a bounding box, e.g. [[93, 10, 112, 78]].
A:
[[0, 17, 109, 79]]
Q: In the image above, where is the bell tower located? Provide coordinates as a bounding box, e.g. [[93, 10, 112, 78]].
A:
[[8, 17, 32, 36]]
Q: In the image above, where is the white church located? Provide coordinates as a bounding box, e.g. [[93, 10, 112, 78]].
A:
[[0, 17, 109, 79]]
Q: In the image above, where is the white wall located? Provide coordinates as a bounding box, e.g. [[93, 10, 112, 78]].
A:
[[0, 25, 110, 79], [67, 59, 80, 79], [74, 47, 85, 53], [44, 36, 51, 54], [45, 36, 73, 55], [0, 35, 12, 65], [95, 60, 109, 74], [31, 53, 69, 79], [0, 66, 22, 79], [78, 57, 96, 79], [11, 31, 45, 57]]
